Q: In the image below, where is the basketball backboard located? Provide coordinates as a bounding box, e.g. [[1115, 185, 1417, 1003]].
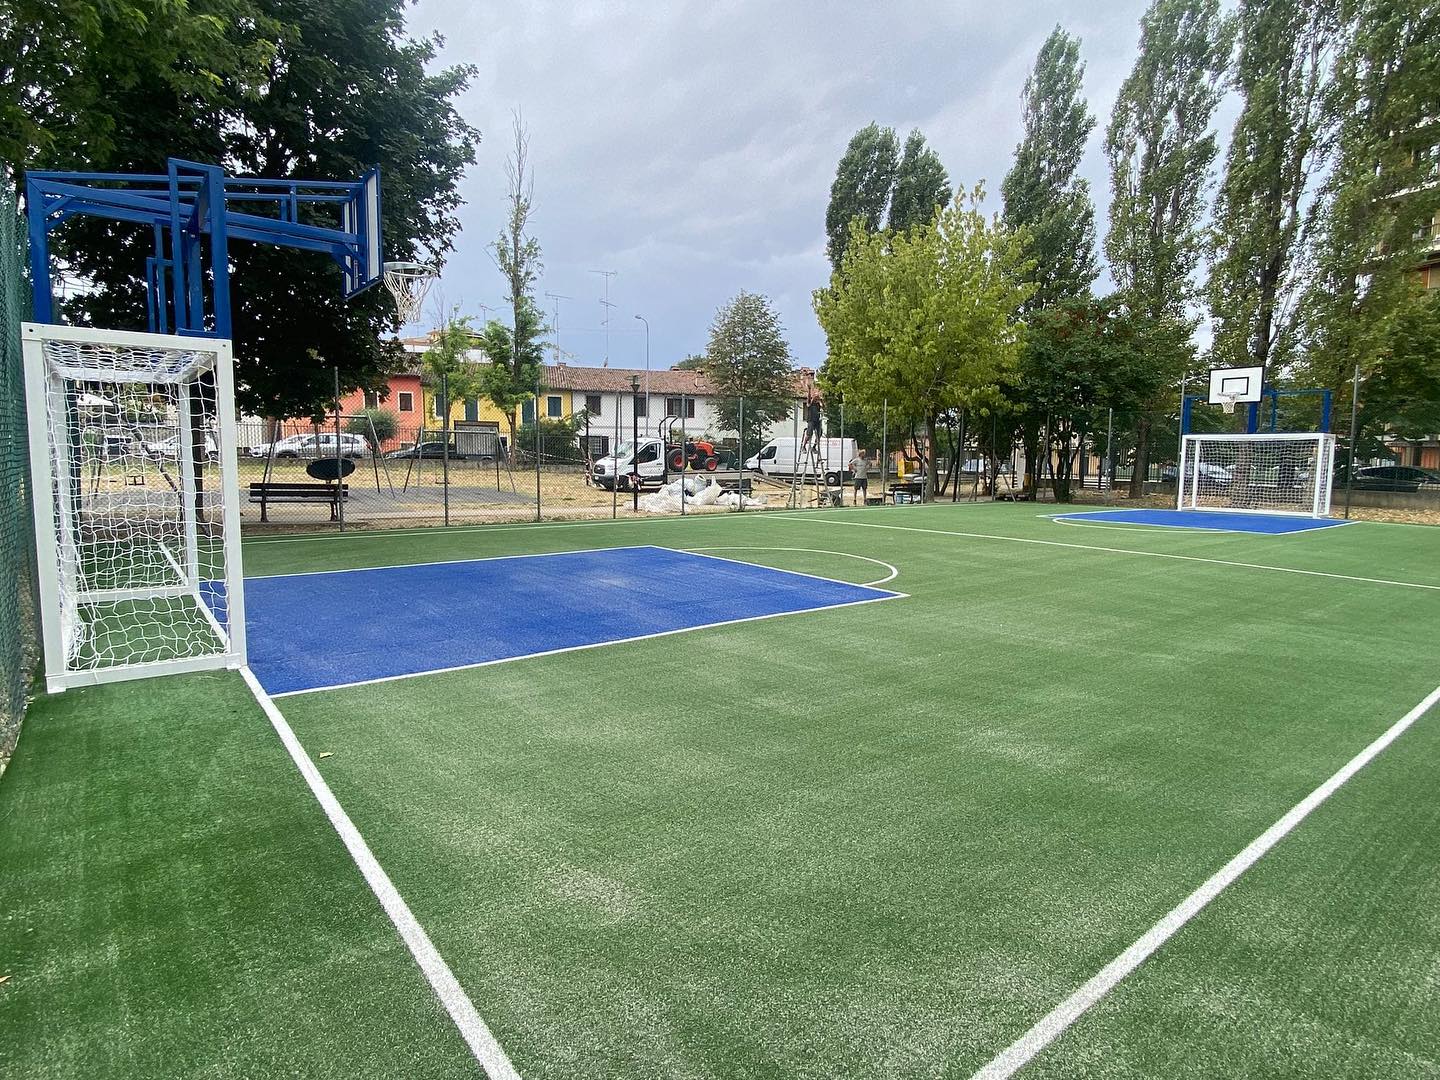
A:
[[341, 167, 383, 299], [1208, 365, 1264, 404]]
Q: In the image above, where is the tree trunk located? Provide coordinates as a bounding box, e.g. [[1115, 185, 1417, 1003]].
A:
[[1128, 415, 1152, 499]]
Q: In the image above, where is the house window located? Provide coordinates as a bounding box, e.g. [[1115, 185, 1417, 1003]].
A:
[[634, 397, 648, 417], [522, 399, 535, 424], [585, 394, 602, 415], [431, 394, 444, 419], [363, 389, 381, 409], [666, 396, 696, 419], [547, 395, 563, 418], [397, 391, 414, 413]]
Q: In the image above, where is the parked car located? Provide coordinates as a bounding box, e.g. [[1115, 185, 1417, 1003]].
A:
[[384, 439, 493, 462], [144, 433, 219, 460], [249, 433, 370, 459], [591, 438, 667, 490], [1160, 462, 1233, 486], [1331, 464, 1434, 492]]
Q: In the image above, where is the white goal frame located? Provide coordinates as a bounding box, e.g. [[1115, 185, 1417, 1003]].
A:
[[1177, 432, 1337, 518], [22, 323, 246, 692]]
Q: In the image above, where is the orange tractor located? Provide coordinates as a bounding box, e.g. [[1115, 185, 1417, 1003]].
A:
[[666, 439, 720, 472]]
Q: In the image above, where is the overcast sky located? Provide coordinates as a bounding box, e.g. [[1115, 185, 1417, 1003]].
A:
[[407, 0, 1174, 370]]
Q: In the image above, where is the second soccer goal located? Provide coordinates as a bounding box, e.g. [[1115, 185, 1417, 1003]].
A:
[[1177, 432, 1337, 518]]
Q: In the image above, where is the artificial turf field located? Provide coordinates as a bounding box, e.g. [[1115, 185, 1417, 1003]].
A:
[[2, 501, 1438, 1079]]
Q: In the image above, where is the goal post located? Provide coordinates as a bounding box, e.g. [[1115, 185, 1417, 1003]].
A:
[[22, 323, 246, 692], [1177, 432, 1337, 518]]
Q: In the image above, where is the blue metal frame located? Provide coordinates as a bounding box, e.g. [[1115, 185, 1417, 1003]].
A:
[[26, 158, 382, 339], [1181, 387, 1332, 435]]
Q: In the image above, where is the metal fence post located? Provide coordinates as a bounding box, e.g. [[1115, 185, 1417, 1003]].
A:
[[1344, 362, 1360, 519], [440, 373, 450, 527], [1105, 406, 1115, 505], [534, 383, 542, 523], [333, 366, 345, 532], [880, 399, 888, 504], [737, 395, 744, 513]]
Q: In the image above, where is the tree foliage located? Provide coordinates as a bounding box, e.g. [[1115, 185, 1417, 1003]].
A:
[[824, 123, 900, 271], [1208, 0, 1340, 376], [5, 0, 477, 418], [1298, 0, 1440, 397], [422, 313, 483, 422], [815, 186, 1036, 499], [481, 114, 548, 447], [888, 129, 952, 235], [1105, 0, 1232, 491], [1002, 26, 1099, 312], [702, 291, 795, 452]]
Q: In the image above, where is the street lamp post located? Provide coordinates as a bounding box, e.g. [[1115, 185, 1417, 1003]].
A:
[[630, 374, 641, 512], [634, 314, 650, 434]]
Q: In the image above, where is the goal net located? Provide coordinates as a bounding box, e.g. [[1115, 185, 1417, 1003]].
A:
[[22, 324, 246, 692], [1177, 432, 1337, 518]]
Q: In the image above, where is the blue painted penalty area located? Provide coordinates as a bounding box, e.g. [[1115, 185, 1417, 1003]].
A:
[[243, 545, 901, 696], [1052, 509, 1353, 534]]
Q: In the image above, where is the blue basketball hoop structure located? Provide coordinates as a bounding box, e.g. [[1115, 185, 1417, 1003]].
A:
[[26, 157, 382, 339]]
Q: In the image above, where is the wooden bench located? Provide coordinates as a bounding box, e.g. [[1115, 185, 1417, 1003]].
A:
[[249, 482, 349, 522]]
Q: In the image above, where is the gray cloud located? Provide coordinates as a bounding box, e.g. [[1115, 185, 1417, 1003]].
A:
[[409, 0, 1162, 367]]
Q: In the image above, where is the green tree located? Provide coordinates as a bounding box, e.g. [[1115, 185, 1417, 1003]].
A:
[[1011, 299, 1147, 501], [888, 129, 951, 234], [422, 313, 484, 428], [9, 0, 477, 419], [824, 123, 900, 271], [1208, 0, 1340, 377], [673, 354, 707, 371], [815, 186, 1036, 500], [1002, 26, 1099, 312], [1105, 0, 1233, 493], [481, 114, 549, 449], [702, 291, 795, 453], [346, 407, 398, 450], [0, 0, 279, 181], [1298, 0, 1440, 397]]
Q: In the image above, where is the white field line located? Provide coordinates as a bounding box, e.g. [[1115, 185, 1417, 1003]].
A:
[[970, 680, 1440, 1080], [270, 591, 906, 698], [686, 546, 900, 588], [783, 517, 1440, 593], [671, 546, 901, 590], [239, 499, 999, 547], [239, 666, 522, 1080]]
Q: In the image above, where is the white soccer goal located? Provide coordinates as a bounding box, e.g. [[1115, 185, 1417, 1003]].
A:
[[22, 324, 246, 692], [1177, 432, 1337, 518]]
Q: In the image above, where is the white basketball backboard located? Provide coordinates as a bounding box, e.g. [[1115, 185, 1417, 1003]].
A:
[[1208, 365, 1264, 404]]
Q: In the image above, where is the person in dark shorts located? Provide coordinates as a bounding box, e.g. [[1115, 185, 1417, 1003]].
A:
[[801, 386, 822, 453], [849, 449, 869, 505]]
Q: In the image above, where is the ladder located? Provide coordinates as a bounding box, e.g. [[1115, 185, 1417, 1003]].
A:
[[788, 437, 840, 508]]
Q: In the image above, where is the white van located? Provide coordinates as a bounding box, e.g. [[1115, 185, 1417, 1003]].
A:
[[591, 438, 667, 490], [745, 437, 857, 484]]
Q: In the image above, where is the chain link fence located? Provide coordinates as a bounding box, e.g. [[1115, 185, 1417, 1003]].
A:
[[1, 179, 38, 761]]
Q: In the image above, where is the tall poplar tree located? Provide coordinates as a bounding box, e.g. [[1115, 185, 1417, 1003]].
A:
[[1002, 26, 1099, 311], [889, 129, 951, 234], [1208, 0, 1340, 377], [824, 123, 900, 271], [1105, 0, 1232, 493], [1299, 0, 1440, 401]]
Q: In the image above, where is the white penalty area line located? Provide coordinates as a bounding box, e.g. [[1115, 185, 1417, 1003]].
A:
[[784, 517, 1440, 593], [239, 667, 522, 1080], [970, 680, 1440, 1080], [269, 590, 905, 699], [675, 545, 901, 588]]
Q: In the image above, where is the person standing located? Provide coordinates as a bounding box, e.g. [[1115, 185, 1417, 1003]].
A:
[[848, 448, 869, 505], [800, 385, 823, 455]]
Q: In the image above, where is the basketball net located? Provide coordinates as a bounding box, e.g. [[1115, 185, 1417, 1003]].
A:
[[383, 261, 435, 325], [1217, 393, 1239, 415]]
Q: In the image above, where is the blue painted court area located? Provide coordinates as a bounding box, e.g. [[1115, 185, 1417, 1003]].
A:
[[1053, 508, 1353, 534], [243, 545, 901, 696]]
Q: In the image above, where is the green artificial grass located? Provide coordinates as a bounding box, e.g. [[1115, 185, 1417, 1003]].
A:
[[0, 673, 478, 1079], [4, 502, 1438, 1078]]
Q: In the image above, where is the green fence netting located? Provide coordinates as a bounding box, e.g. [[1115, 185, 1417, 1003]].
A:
[[1, 178, 37, 761]]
